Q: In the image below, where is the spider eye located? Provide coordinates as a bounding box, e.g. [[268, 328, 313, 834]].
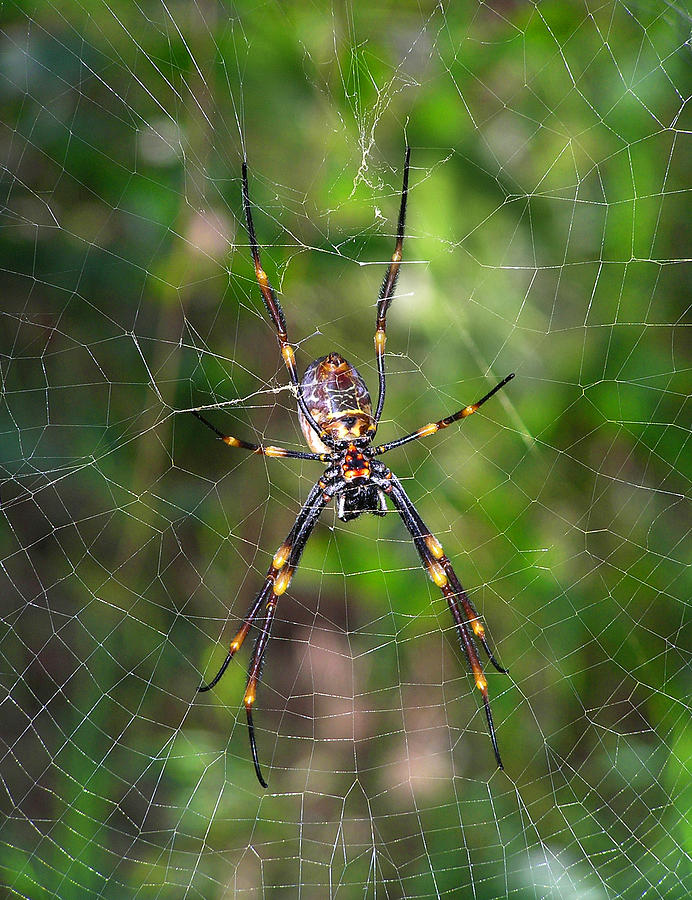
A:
[[342, 416, 356, 427]]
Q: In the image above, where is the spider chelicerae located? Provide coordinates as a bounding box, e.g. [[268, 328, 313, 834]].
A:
[[195, 148, 514, 787]]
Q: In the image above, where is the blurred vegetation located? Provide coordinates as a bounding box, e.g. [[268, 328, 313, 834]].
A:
[[1, 1, 690, 897]]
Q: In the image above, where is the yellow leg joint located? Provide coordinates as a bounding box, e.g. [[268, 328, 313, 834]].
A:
[[475, 674, 488, 693], [424, 534, 444, 560], [273, 567, 293, 596], [374, 329, 386, 354], [472, 620, 486, 639], [272, 543, 290, 570], [427, 560, 448, 588]]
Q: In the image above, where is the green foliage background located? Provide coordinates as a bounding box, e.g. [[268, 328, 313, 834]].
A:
[[1, 1, 689, 897]]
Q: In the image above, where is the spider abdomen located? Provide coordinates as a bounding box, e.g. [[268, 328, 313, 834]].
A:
[[299, 353, 375, 453]]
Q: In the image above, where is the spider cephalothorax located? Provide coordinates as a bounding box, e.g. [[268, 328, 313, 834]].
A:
[[194, 149, 514, 787]]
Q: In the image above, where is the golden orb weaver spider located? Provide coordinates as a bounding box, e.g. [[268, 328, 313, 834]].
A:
[[195, 148, 514, 787]]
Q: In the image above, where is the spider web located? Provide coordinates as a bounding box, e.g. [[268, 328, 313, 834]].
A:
[[1, 1, 690, 897]]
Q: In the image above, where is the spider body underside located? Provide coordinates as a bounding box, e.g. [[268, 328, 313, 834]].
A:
[[195, 149, 514, 788], [300, 352, 388, 521]]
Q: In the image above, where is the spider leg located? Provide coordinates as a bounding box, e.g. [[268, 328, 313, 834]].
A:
[[242, 476, 343, 787], [192, 411, 329, 461], [374, 146, 410, 427], [373, 468, 506, 769], [381, 474, 507, 674], [374, 373, 514, 456], [198, 477, 334, 694], [241, 162, 330, 445]]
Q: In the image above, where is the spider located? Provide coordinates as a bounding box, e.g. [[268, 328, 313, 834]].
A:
[[195, 148, 514, 787]]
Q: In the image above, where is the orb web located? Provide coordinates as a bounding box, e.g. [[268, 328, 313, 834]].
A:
[[1, 2, 689, 897]]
